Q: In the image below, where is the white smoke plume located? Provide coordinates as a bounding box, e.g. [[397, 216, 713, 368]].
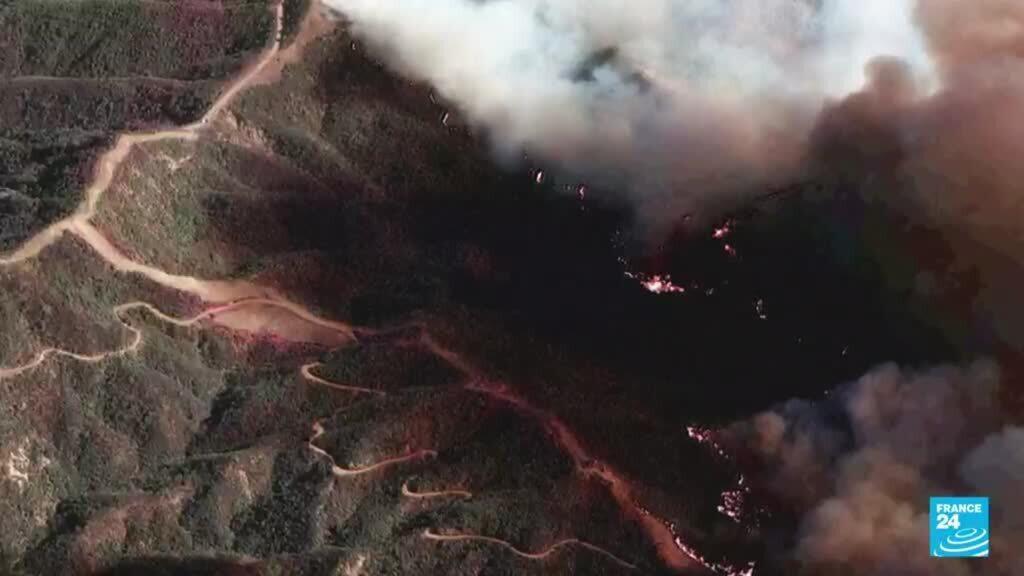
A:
[[322, 0, 932, 226], [727, 362, 1024, 575]]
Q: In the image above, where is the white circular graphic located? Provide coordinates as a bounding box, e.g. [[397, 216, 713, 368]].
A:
[[935, 528, 989, 557]]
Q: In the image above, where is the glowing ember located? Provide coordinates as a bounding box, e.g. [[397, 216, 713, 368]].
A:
[[577, 185, 587, 200], [712, 221, 732, 239], [669, 525, 758, 576], [723, 243, 737, 257], [642, 276, 685, 294], [535, 170, 545, 184], [625, 271, 686, 294], [686, 425, 729, 459], [718, 487, 746, 521], [687, 425, 755, 528]]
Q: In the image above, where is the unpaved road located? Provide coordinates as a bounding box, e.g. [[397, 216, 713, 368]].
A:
[[417, 333, 698, 573], [1, 298, 256, 381], [0, 3, 704, 572], [422, 528, 639, 571], [0, 0, 282, 268], [401, 480, 472, 500], [0, 1, 357, 377], [305, 421, 437, 477], [301, 362, 386, 396]]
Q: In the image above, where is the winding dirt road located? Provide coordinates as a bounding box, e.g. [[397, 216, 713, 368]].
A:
[[466, 380, 696, 572], [401, 480, 472, 500], [305, 421, 437, 478], [1, 299, 257, 381], [0, 0, 282, 269], [0, 3, 708, 572], [423, 528, 638, 571], [300, 362, 386, 396], [331, 449, 437, 477], [0, 1, 358, 379], [1, 1, 285, 270], [416, 333, 697, 573]]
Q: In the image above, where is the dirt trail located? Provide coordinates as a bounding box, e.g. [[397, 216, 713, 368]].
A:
[[68, 221, 270, 303], [0, 0, 282, 267], [0, 129, 197, 267], [331, 450, 437, 477], [252, 0, 332, 86], [1, 3, 703, 572], [401, 480, 472, 500], [417, 334, 696, 573], [467, 381, 697, 573], [0, 1, 361, 378], [305, 421, 437, 478], [300, 362, 386, 396], [422, 529, 638, 571], [1, 299, 251, 381]]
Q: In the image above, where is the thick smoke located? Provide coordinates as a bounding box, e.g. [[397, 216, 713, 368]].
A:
[[323, 1, 1024, 261], [322, 0, 931, 226], [812, 0, 1024, 232], [905, 0, 1024, 255], [728, 362, 1023, 575], [809, 0, 1024, 346], [321, 3, 1024, 573]]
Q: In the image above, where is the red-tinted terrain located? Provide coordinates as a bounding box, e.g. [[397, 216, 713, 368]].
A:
[[3, 2, 1022, 576]]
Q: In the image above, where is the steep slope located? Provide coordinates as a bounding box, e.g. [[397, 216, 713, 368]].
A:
[[3, 1, 1012, 575]]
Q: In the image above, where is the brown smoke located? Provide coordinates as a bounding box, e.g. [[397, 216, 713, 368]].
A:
[[719, 5, 1024, 573], [728, 362, 1021, 575], [917, 0, 1024, 75], [906, 0, 1024, 253], [807, 0, 1024, 351]]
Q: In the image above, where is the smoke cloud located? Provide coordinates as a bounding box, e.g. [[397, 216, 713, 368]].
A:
[[322, 0, 1024, 269], [322, 0, 933, 225], [807, 0, 1024, 347], [812, 0, 1024, 225], [728, 362, 1023, 575], [318, 3, 1024, 572]]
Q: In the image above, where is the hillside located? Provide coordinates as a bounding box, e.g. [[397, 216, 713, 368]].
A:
[[2, 2, 1019, 576], [0, 0, 273, 250]]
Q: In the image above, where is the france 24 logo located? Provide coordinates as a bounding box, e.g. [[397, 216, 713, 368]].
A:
[[930, 497, 989, 558]]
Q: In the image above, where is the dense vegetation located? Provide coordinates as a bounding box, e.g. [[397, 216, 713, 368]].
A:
[[1, 0, 271, 79], [282, 0, 311, 45], [0, 130, 106, 247], [0, 0, 273, 251]]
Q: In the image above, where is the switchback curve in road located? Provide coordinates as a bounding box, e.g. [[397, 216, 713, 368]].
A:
[[423, 528, 638, 571]]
